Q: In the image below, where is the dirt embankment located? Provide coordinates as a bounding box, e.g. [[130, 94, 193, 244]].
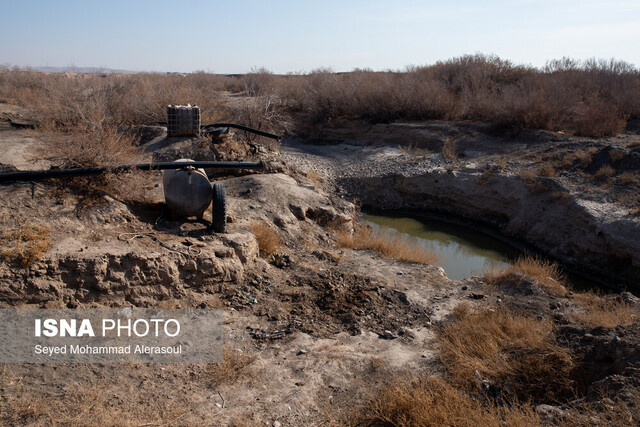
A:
[[281, 120, 640, 290]]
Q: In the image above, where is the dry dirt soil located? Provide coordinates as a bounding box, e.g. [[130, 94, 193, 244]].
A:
[[0, 109, 639, 425]]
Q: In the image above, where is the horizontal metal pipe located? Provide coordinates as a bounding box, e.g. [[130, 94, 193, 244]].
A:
[[0, 161, 264, 184], [202, 123, 281, 140]]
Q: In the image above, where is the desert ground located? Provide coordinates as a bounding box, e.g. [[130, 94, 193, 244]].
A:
[[1, 62, 640, 425]]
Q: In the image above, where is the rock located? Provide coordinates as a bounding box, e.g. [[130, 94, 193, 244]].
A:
[[621, 291, 639, 308], [536, 404, 566, 424], [220, 232, 259, 263], [289, 204, 306, 220], [381, 330, 396, 340], [273, 421, 282, 427], [470, 293, 485, 300]]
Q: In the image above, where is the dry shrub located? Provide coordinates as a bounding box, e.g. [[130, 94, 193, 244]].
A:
[[609, 148, 626, 162], [398, 142, 430, 159], [595, 165, 616, 181], [440, 304, 574, 403], [102, 169, 160, 204], [484, 255, 567, 297], [208, 348, 256, 385], [574, 149, 594, 168], [519, 168, 537, 181], [618, 171, 636, 184], [1, 385, 188, 426], [303, 169, 323, 183], [570, 292, 636, 328], [348, 377, 540, 427], [441, 137, 457, 162], [538, 163, 557, 177], [337, 225, 439, 265], [574, 98, 628, 137], [249, 221, 282, 256], [1, 224, 51, 267], [227, 94, 290, 148], [32, 118, 142, 169], [3, 55, 639, 139]]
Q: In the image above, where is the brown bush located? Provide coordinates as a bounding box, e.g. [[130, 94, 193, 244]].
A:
[[348, 377, 540, 427], [484, 255, 567, 297], [440, 304, 574, 403], [574, 149, 594, 168], [249, 221, 282, 256], [538, 163, 557, 177], [2, 54, 639, 141], [570, 292, 636, 328], [208, 348, 257, 385], [618, 171, 636, 184], [441, 137, 458, 162], [1, 224, 51, 267], [595, 165, 616, 181]]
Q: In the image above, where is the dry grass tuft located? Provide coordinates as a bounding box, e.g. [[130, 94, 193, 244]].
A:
[[398, 142, 430, 159], [538, 162, 557, 177], [519, 168, 537, 182], [594, 165, 616, 181], [440, 304, 574, 403], [208, 349, 257, 385], [570, 292, 637, 328], [0, 224, 52, 267], [348, 376, 540, 427], [618, 171, 637, 184], [609, 148, 626, 162], [441, 137, 458, 162], [303, 169, 323, 184], [484, 255, 567, 297], [249, 221, 282, 256], [337, 224, 439, 265], [574, 149, 594, 168]]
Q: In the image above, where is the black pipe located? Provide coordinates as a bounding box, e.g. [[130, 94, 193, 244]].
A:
[[202, 123, 281, 140], [0, 161, 264, 184]]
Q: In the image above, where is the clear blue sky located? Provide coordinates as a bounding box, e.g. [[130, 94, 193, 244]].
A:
[[1, 0, 639, 73]]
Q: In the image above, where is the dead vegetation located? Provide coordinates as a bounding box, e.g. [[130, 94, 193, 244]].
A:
[[249, 221, 282, 256], [337, 223, 439, 265], [440, 137, 458, 162], [483, 255, 567, 297], [208, 348, 257, 385], [0, 223, 51, 267], [2, 54, 639, 147], [570, 292, 636, 328], [594, 164, 616, 181], [439, 304, 574, 403], [398, 141, 430, 159], [347, 377, 540, 427]]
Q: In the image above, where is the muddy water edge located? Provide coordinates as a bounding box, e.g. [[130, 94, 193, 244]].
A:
[[362, 211, 610, 293]]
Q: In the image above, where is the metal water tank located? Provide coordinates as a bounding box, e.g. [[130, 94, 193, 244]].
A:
[[162, 159, 212, 218]]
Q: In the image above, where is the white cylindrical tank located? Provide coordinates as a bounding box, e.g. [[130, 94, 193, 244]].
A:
[[162, 159, 212, 218]]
